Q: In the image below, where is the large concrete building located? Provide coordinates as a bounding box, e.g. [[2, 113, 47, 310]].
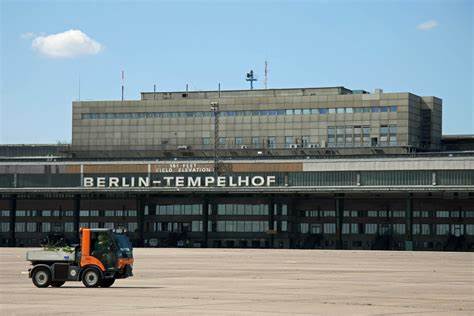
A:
[[1, 86, 472, 251], [72, 87, 442, 158]]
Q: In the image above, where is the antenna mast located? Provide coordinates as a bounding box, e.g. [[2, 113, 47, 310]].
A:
[[245, 70, 257, 90], [121, 70, 125, 101], [264, 61, 268, 89]]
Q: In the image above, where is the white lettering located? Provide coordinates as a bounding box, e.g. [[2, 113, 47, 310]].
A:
[[97, 177, 106, 187], [205, 176, 215, 186], [188, 177, 201, 187], [228, 176, 237, 187], [138, 177, 150, 187], [109, 177, 119, 187], [83, 177, 94, 187], [267, 176, 276, 186], [176, 176, 185, 187], [163, 177, 174, 186], [251, 176, 265, 186], [238, 176, 249, 186], [121, 177, 129, 187], [217, 176, 226, 187]]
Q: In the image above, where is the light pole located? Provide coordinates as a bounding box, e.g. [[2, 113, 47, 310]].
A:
[[210, 102, 219, 178]]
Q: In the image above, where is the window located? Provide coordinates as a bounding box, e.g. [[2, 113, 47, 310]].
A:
[[42, 222, 51, 233], [80, 210, 89, 217], [285, 136, 294, 147], [323, 223, 336, 234], [202, 137, 210, 145], [294, 109, 302, 115], [336, 108, 345, 114], [466, 224, 474, 235], [365, 224, 377, 234], [302, 109, 311, 115], [218, 137, 226, 145], [0, 210, 10, 216], [302, 136, 310, 147], [235, 137, 243, 146], [0, 222, 9, 232], [436, 211, 449, 218], [90, 210, 99, 217], [105, 210, 115, 217], [15, 222, 25, 232], [128, 222, 138, 232], [319, 108, 328, 114], [436, 224, 450, 235], [393, 224, 405, 234], [389, 106, 398, 112], [329, 108, 336, 114], [251, 137, 260, 147], [267, 137, 276, 149], [421, 224, 430, 235], [64, 222, 74, 232], [345, 107, 353, 113], [286, 109, 293, 115]]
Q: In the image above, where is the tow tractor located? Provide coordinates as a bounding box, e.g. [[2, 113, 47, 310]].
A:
[[27, 228, 134, 288]]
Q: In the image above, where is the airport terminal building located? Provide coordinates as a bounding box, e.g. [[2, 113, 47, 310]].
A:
[[1, 86, 473, 251]]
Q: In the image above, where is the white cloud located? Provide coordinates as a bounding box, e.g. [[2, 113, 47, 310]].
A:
[[417, 20, 438, 31], [31, 29, 103, 58]]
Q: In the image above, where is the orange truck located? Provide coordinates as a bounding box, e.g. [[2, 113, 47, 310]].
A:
[[27, 228, 134, 288]]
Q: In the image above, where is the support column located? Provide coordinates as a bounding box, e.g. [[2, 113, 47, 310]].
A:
[[202, 198, 209, 248], [136, 195, 145, 247], [405, 194, 413, 250], [9, 195, 17, 247], [288, 198, 297, 249], [268, 199, 275, 249], [335, 194, 344, 250], [74, 194, 80, 243]]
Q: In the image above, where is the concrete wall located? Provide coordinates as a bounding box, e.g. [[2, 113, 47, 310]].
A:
[[71, 88, 442, 155]]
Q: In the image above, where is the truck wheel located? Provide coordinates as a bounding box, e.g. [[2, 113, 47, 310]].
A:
[[51, 281, 66, 287], [100, 278, 115, 287], [32, 267, 51, 288], [82, 268, 101, 288]]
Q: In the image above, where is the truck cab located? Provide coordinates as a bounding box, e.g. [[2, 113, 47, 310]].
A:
[[28, 228, 134, 288]]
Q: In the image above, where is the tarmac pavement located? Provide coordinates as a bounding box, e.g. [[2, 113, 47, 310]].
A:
[[0, 248, 473, 315]]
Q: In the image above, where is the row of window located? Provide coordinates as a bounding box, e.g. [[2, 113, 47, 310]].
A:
[[217, 204, 269, 216], [150, 204, 202, 216], [0, 222, 139, 233], [1, 210, 138, 217], [216, 221, 271, 233], [152, 221, 203, 232], [297, 223, 474, 236], [3, 210, 474, 218], [81, 106, 398, 120]]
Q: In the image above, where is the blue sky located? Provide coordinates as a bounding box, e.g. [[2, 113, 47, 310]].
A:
[[1, 0, 472, 144]]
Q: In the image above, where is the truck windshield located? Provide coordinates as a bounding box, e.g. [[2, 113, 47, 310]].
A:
[[113, 234, 133, 257]]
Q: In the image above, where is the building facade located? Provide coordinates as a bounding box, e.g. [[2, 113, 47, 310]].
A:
[[1, 86, 472, 251], [72, 87, 442, 158], [1, 156, 473, 250]]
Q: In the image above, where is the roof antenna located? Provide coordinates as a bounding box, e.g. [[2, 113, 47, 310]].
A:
[[78, 76, 81, 101], [121, 70, 125, 101], [245, 70, 257, 90], [218, 83, 221, 98], [264, 61, 268, 89], [153, 84, 156, 100]]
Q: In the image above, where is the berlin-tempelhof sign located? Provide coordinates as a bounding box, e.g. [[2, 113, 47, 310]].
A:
[[83, 176, 277, 188]]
